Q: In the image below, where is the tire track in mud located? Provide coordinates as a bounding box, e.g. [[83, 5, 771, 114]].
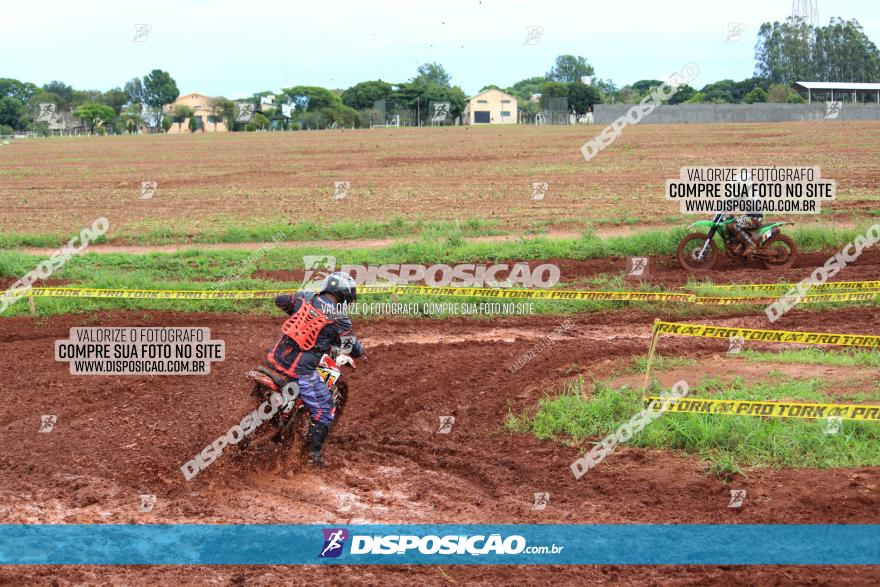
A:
[[0, 307, 877, 584], [1, 307, 876, 525]]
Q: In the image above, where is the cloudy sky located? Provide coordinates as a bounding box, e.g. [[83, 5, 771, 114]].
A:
[[3, 0, 877, 97]]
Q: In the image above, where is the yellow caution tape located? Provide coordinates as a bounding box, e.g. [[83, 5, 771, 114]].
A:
[[10, 283, 880, 305], [644, 396, 880, 421], [711, 280, 880, 292], [653, 320, 880, 348], [24, 285, 395, 300], [393, 285, 693, 302]]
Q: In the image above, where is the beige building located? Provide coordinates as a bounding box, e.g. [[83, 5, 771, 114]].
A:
[[164, 92, 228, 133], [461, 89, 518, 125]]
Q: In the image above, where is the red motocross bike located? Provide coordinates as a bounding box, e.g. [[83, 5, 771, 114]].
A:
[[235, 347, 353, 454]]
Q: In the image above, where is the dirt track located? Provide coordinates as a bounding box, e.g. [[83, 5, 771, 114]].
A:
[[0, 306, 877, 584], [253, 247, 880, 289], [2, 124, 879, 242]]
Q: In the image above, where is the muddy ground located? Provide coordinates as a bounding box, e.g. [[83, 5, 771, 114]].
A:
[[0, 306, 877, 584]]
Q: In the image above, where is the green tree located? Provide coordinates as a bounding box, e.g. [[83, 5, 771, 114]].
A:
[[119, 103, 142, 134], [282, 86, 337, 111], [546, 55, 595, 83], [415, 62, 451, 86], [391, 78, 467, 123], [631, 79, 663, 94], [124, 78, 144, 107], [71, 89, 103, 108], [340, 80, 393, 110], [102, 87, 128, 115], [41, 81, 73, 107], [173, 104, 194, 131], [755, 17, 880, 83], [539, 81, 569, 109], [143, 69, 180, 129], [767, 83, 795, 102], [700, 79, 738, 103], [0, 78, 39, 102], [667, 84, 696, 104], [744, 87, 768, 103], [209, 97, 234, 131], [246, 112, 270, 131], [0, 96, 25, 129], [509, 76, 547, 101], [567, 82, 602, 119], [188, 115, 198, 132], [74, 103, 116, 133]]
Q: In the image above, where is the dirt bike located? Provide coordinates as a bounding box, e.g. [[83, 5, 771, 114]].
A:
[[236, 347, 352, 455], [676, 213, 797, 271]]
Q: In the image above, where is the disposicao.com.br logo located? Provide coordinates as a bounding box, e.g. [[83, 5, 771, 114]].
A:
[[319, 530, 563, 558], [302, 256, 560, 289]]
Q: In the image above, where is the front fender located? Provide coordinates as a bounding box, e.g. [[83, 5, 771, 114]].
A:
[[758, 222, 791, 235], [687, 220, 716, 230]]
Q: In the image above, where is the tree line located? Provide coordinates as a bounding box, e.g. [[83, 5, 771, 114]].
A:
[[1, 16, 877, 135]]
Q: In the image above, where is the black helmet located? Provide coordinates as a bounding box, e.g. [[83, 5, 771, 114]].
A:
[[319, 271, 357, 304]]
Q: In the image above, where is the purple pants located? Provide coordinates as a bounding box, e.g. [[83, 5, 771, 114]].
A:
[[296, 371, 335, 425]]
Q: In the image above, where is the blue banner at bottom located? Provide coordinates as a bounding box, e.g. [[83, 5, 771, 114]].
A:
[[0, 524, 876, 565]]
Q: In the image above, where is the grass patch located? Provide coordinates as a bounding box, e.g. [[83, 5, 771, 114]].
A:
[[508, 376, 880, 475], [0, 217, 501, 247], [739, 348, 880, 369], [629, 354, 697, 373], [2, 224, 878, 317]]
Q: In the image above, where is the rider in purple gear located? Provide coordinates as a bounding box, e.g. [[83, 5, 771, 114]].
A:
[[266, 271, 364, 467]]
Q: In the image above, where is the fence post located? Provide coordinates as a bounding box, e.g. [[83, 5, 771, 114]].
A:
[[642, 319, 661, 393], [27, 294, 36, 316]]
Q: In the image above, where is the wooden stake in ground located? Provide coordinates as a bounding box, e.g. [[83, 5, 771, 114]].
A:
[[642, 319, 661, 393], [27, 295, 36, 315]]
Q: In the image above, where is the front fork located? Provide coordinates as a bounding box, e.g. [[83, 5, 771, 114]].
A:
[[697, 226, 717, 260]]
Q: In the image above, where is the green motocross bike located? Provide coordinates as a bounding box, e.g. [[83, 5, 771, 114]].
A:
[[676, 213, 797, 271]]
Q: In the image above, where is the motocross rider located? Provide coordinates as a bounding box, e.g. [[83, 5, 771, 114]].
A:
[[727, 211, 765, 256], [266, 271, 365, 467], [727, 195, 764, 257]]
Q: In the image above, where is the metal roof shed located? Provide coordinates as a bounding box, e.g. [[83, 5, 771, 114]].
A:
[[792, 81, 880, 103]]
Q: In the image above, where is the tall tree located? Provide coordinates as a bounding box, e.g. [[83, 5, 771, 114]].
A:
[[102, 87, 128, 114], [142, 69, 179, 129], [0, 78, 39, 103], [41, 81, 74, 107], [509, 76, 547, 101], [209, 97, 234, 131], [546, 55, 595, 83], [0, 96, 26, 129], [341, 80, 393, 110], [755, 17, 880, 84], [124, 78, 144, 106], [74, 103, 116, 133], [567, 82, 602, 118], [415, 62, 451, 86]]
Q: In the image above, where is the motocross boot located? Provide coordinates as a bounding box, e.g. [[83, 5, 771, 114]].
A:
[[306, 420, 331, 468], [731, 225, 756, 257], [740, 231, 757, 257]]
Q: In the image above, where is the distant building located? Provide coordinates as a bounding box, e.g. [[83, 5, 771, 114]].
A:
[[461, 89, 518, 125], [164, 92, 228, 133], [792, 81, 880, 104]]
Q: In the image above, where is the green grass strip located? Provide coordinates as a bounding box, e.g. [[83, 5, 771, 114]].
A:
[[506, 376, 880, 476]]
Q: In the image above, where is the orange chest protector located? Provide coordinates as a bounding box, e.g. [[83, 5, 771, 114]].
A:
[[281, 301, 332, 350]]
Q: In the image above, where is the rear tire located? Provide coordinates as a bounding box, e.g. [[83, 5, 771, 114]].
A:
[[677, 233, 718, 271], [760, 234, 797, 270]]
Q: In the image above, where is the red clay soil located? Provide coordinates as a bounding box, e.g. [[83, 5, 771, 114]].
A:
[[0, 307, 877, 584], [252, 247, 880, 289]]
